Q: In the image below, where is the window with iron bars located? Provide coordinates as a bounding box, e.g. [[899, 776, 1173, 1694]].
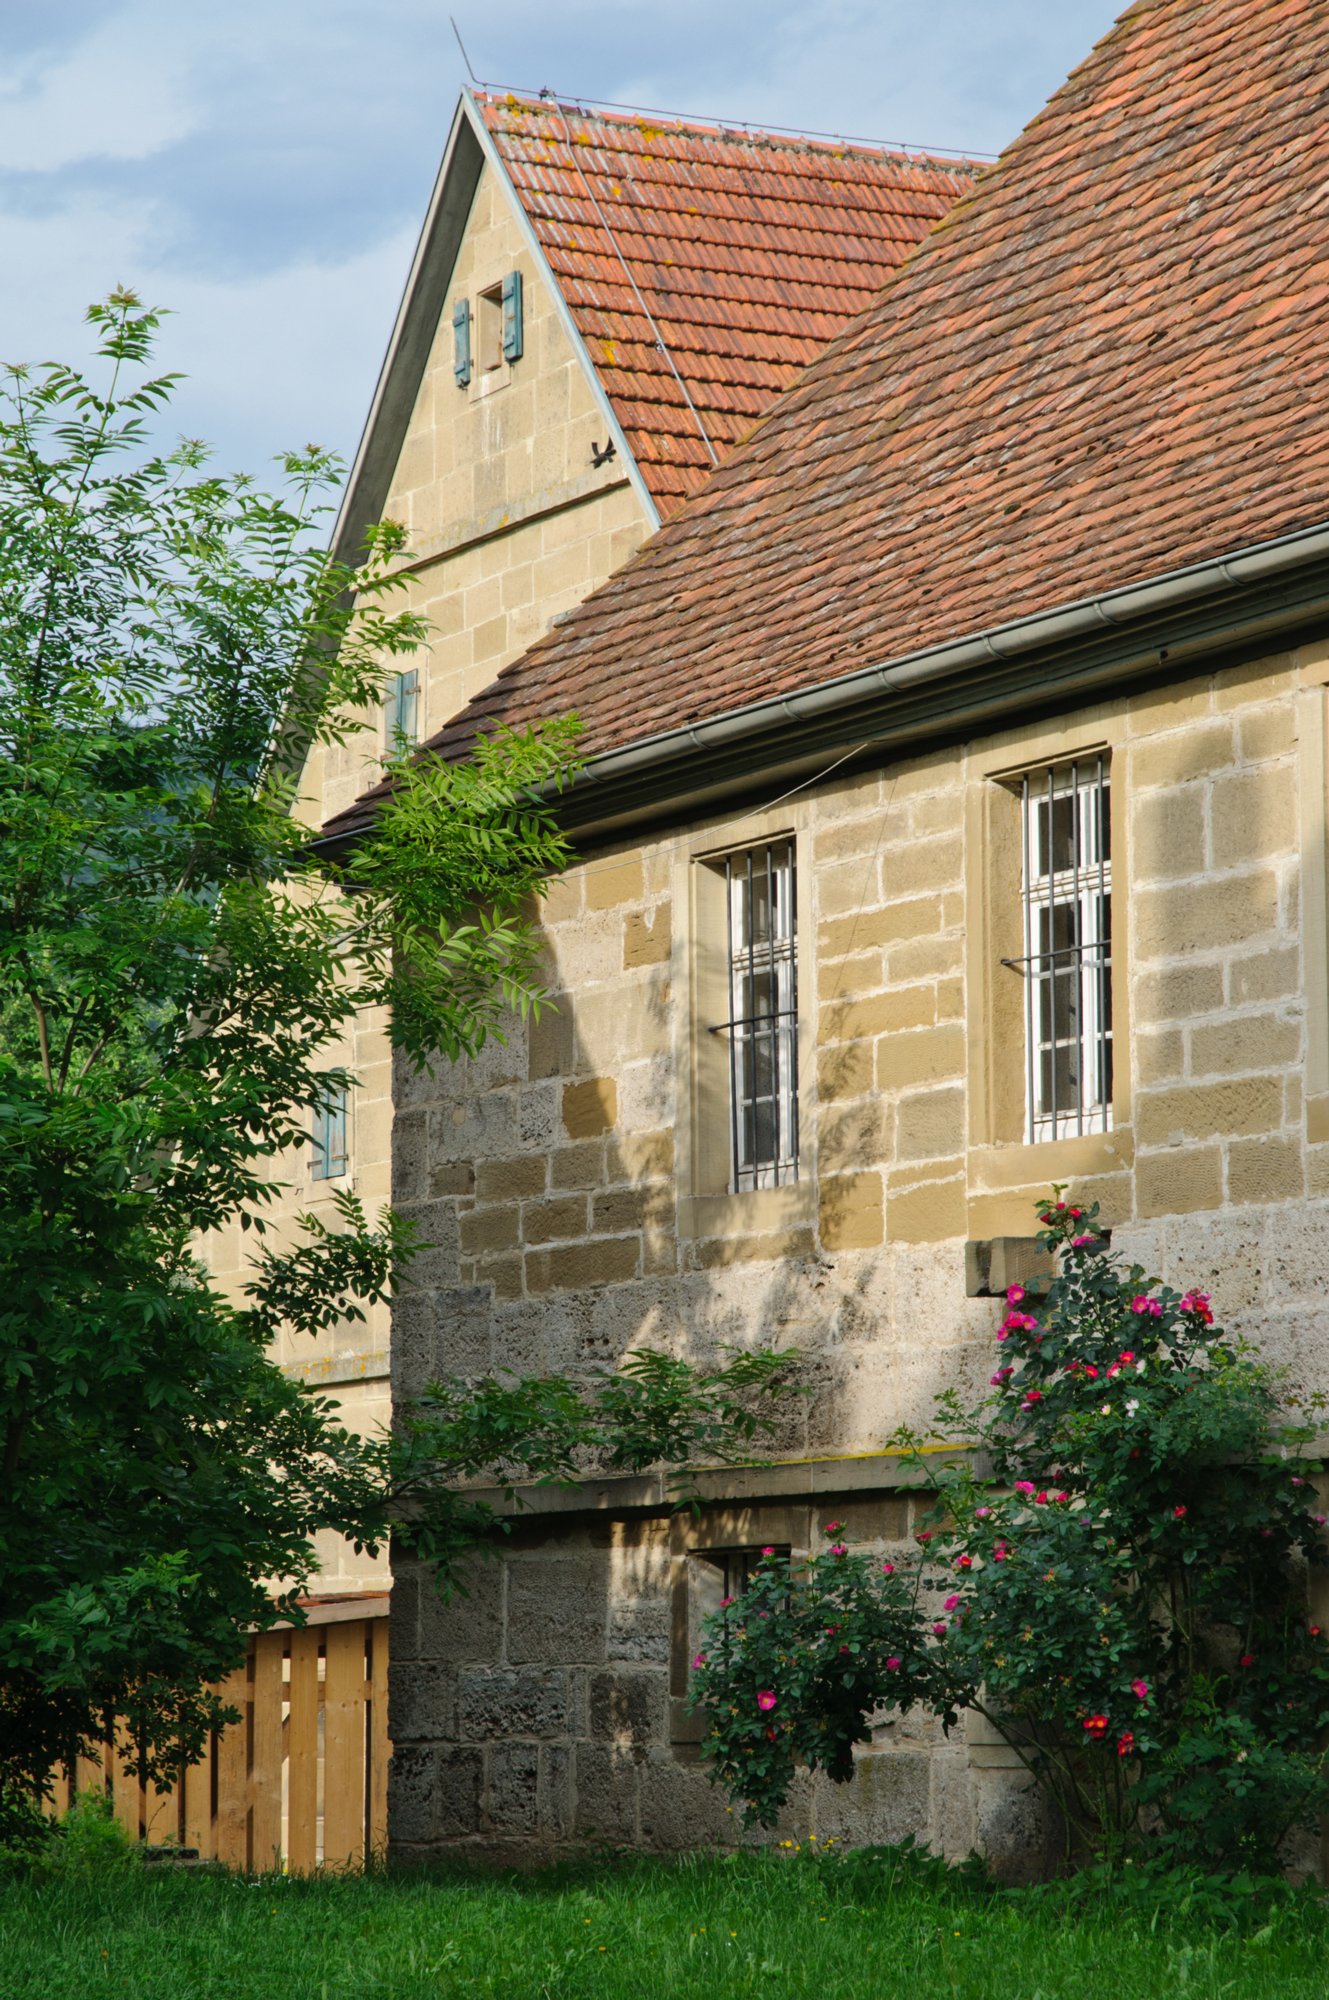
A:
[[1007, 757, 1113, 1142], [712, 841, 798, 1191], [311, 1082, 348, 1180], [385, 668, 419, 751]]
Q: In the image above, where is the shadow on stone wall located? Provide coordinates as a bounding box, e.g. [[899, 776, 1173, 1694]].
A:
[[382, 919, 1032, 1869]]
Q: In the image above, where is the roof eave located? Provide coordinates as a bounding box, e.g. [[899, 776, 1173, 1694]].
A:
[[553, 521, 1329, 838]]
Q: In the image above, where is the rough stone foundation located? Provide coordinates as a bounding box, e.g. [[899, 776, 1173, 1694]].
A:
[[386, 1469, 1061, 1878]]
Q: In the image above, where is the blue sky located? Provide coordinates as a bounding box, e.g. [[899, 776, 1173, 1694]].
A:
[[0, 1, 1124, 484]]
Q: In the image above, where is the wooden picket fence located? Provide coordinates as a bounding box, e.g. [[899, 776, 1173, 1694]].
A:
[[43, 1599, 390, 1873]]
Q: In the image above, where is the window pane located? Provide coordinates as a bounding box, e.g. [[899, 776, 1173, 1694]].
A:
[[722, 842, 797, 1190], [1021, 762, 1112, 1141]]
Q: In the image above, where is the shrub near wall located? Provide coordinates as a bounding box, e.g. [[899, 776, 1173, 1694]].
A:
[[690, 1199, 1329, 1873]]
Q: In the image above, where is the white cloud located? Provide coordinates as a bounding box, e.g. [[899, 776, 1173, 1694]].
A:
[[0, 18, 193, 172], [0, 0, 1126, 480]]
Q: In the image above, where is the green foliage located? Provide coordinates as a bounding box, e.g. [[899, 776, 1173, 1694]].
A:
[[0, 296, 792, 1818], [31, 1792, 141, 1884], [690, 1195, 1329, 1870]]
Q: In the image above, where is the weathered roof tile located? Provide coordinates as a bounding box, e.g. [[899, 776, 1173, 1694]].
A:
[[479, 91, 976, 516]]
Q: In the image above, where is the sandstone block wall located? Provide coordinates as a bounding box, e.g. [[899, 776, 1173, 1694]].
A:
[[388, 1482, 1055, 1876], [390, 631, 1329, 1855]]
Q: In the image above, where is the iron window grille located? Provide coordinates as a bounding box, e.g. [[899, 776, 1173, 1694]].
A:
[[311, 1082, 348, 1180], [385, 669, 419, 751], [711, 840, 798, 1191], [1006, 757, 1113, 1142]]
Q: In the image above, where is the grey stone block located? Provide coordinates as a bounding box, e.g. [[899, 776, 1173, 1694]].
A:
[[508, 1556, 607, 1664], [486, 1742, 539, 1833], [393, 1286, 492, 1397], [573, 1742, 639, 1843], [387, 1745, 438, 1845], [436, 1746, 485, 1839], [589, 1669, 668, 1745], [457, 1667, 571, 1741], [393, 1199, 463, 1289], [636, 1749, 738, 1851], [418, 1561, 505, 1663], [389, 1661, 457, 1744], [972, 1767, 1056, 1884], [1267, 1202, 1329, 1307], [392, 1109, 430, 1204], [540, 1743, 575, 1841], [811, 1748, 933, 1848]]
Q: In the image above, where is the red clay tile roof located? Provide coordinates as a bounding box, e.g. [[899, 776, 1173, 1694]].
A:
[[478, 91, 978, 515], [330, 0, 1329, 845]]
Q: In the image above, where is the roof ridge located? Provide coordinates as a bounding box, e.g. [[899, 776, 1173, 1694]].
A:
[[476, 85, 993, 168]]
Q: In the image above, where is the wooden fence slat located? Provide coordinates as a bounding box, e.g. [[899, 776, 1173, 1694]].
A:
[[143, 1763, 183, 1848], [76, 1749, 108, 1802], [182, 1742, 215, 1860], [109, 1732, 143, 1841], [214, 1663, 252, 1870], [249, 1633, 285, 1872], [368, 1618, 390, 1861], [34, 1613, 387, 1873], [286, 1628, 320, 1875], [322, 1624, 366, 1869]]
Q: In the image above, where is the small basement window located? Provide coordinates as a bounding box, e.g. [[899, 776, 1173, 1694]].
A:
[[686, 1545, 789, 1665]]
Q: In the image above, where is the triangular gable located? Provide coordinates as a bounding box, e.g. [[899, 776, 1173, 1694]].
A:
[[358, 0, 1329, 808]]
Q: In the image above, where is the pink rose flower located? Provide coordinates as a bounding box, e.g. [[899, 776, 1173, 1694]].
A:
[[944, 1594, 960, 1610], [1034, 1491, 1049, 1506], [692, 1652, 707, 1669], [975, 1506, 991, 1519], [1023, 1389, 1043, 1407], [993, 1546, 1008, 1562], [1014, 1480, 1035, 1496], [956, 1554, 973, 1569], [886, 1656, 902, 1670], [829, 1543, 848, 1557], [761, 1545, 777, 1557], [1117, 1731, 1135, 1759], [932, 1622, 948, 1638], [1007, 1283, 1026, 1305], [881, 1561, 895, 1575], [757, 1690, 777, 1711], [1131, 1678, 1149, 1700], [1239, 1653, 1254, 1668], [1172, 1505, 1187, 1520], [1071, 1233, 1095, 1247]]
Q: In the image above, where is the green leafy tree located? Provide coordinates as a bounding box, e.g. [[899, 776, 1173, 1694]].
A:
[[0, 295, 791, 1834], [691, 1199, 1329, 1871]]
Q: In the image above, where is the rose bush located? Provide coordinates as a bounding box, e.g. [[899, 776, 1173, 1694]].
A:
[[689, 1197, 1329, 1870]]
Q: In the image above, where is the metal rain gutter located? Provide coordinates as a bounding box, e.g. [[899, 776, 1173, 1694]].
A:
[[569, 520, 1329, 796]]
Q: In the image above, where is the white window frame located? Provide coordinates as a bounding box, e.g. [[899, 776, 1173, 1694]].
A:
[[1015, 757, 1113, 1143], [717, 841, 798, 1191]]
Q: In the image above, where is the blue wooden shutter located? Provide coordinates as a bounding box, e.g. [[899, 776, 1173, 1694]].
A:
[[501, 270, 524, 362], [452, 298, 471, 385]]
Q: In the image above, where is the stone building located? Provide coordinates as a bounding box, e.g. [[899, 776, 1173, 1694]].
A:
[[199, 91, 974, 1596], [311, 0, 1329, 1867]]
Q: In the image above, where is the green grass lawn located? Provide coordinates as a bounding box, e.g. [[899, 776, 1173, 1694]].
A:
[[3, 1846, 1327, 2000]]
